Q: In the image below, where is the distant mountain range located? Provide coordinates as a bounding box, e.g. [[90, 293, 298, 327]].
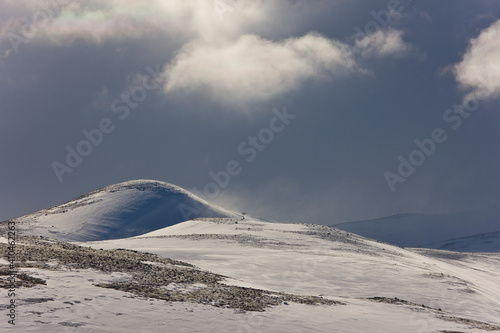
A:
[[332, 206, 500, 252]]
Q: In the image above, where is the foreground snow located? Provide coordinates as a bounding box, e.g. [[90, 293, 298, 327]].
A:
[[4, 272, 496, 333], [2, 218, 500, 332], [76, 218, 500, 332]]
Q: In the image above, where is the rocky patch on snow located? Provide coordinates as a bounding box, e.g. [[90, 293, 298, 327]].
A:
[[0, 236, 342, 312]]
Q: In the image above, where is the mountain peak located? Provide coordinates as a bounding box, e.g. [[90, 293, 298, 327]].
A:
[[4, 180, 237, 241], [100, 179, 188, 192]]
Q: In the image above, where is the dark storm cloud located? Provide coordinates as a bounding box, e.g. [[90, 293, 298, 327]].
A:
[[1, 0, 500, 226]]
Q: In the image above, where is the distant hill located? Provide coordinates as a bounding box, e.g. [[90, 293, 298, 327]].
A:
[[422, 231, 500, 252], [331, 206, 500, 252]]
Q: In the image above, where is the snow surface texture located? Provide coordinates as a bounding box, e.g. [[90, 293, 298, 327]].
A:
[[1, 180, 500, 332], [1, 218, 499, 332], [2, 180, 236, 241], [332, 207, 500, 252], [87, 219, 500, 327]]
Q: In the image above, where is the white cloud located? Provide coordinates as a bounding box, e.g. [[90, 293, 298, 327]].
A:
[[0, 0, 361, 107], [1, 0, 402, 107], [354, 29, 412, 58], [0, 0, 278, 45], [454, 19, 500, 102], [162, 33, 359, 106]]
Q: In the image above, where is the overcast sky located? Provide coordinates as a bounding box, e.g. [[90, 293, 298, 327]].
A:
[[1, 0, 500, 225]]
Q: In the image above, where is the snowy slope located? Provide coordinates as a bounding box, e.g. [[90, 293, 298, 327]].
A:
[[2, 218, 500, 332], [82, 218, 500, 331], [2, 180, 236, 241], [331, 206, 500, 251]]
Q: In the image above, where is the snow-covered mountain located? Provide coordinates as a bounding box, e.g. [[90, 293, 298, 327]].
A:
[[2, 180, 500, 332], [2, 180, 236, 241], [423, 230, 500, 252], [331, 206, 500, 251]]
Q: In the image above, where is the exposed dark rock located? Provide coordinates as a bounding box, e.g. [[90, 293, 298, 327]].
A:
[[0, 235, 343, 312]]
